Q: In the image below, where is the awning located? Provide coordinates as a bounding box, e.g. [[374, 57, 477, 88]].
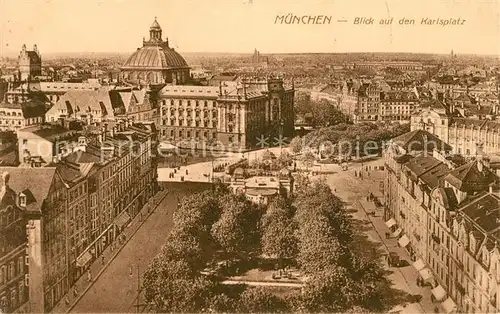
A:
[[419, 268, 433, 281], [413, 258, 425, 271], [432, 285, 447, 302], [441, 297, 457, 313], [385, 218, 397, 228], [398, 235, 410, 247], [114, 211, 131, 229], [76, 252, 92, 268], [392, 227, 403, 237]]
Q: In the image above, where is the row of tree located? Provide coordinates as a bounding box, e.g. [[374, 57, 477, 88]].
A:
[[295, 93, 352, 128], [290, 122, 410, 157], [143, 180, 391, 312]]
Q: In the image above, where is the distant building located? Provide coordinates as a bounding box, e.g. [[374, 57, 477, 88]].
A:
[[18, 44, 42, 81], [0, 101, 46, 131], [120, 18, 190, 85]]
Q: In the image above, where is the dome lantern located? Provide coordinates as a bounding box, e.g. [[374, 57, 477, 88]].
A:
[[149, 17, 162, 42]]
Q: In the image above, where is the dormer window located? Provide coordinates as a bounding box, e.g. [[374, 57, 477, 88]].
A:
[[19, 193, 26, 207]]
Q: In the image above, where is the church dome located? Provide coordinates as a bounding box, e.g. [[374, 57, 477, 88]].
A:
[[122, 46, 189, 69]]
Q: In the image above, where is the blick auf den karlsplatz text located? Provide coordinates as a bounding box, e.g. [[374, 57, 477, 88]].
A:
[[274, 14, 466, 26]]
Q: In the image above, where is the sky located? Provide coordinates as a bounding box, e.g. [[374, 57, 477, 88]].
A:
[[0, 0, 499, 56]]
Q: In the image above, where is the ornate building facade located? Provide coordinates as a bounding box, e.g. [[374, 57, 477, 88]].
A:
[[384, 130, 500, 313], [120, 18, 190, 85], [157, 77, 295, 150]]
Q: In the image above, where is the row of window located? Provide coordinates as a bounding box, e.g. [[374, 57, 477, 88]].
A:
[[0, 257, 25, 285], [0, 281, 25, 313], [162, 129, 217, 140]]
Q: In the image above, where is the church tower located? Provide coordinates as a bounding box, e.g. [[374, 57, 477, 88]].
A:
[[18, 44, 42, 81]]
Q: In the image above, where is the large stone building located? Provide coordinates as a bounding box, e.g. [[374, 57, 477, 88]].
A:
[[411, 103, 500, 157], [120, 18, 190, 85], [157, 76, 295, 150], [17, 45, 42, 81], [2, 120, 158, 313], [384, 129, 500, 313]]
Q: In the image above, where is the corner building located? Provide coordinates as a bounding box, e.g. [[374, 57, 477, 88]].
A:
[[384, 129, 500, 313]]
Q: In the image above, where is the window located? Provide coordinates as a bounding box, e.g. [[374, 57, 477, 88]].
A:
[[11, 289, 17, 309], [19, 194, 26, 207], [18, 282, 24, 304]]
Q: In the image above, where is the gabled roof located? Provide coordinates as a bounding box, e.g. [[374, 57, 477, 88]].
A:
[[392, 129, 452, 152], [445, 160, 497, 193], [0, 167, 56, 212], [459, 193, 500, 233]]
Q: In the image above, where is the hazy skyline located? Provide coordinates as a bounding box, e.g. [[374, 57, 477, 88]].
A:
[[1, 0, 499, 56]]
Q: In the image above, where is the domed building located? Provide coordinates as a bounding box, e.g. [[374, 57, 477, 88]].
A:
[[121, 18, 190, 85]]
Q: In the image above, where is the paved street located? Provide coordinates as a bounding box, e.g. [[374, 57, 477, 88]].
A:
[[158, 147, 290, 183], [68, 183, 211, 313], [322, 159, 439, 314]]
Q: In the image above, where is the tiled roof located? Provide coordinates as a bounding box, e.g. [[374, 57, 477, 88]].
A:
[[392, 129, 452, 152], [46, 89, 122, 118], [18, 124, 78, 142], [459, 193, 500, 233], [0, 167, 56, 212], [445, 160, 497, 193]]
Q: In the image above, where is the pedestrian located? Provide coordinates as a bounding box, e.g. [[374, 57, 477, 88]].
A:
[[87, 270, 92, 282], [65, 295, 70, 305], [101, 256, 105, 266], [129, 265, 133, 276], [186, 169, 188, 175], [73, 286, 78, 297]]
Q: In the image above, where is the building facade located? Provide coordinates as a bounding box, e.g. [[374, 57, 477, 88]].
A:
[[0, 102, 46, 131], [0, 172, 29, 313], [158, 77, 294, 150], [3, 120, 158, 313], [384, 129, 500, 313], [18, 45, 41, 81]]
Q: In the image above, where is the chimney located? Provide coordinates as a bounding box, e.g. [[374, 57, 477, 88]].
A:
[[101, 127, 106, 142], [0, 172, 10, 196], [125, 120, 129, 129], [110, 126, 115, 138]]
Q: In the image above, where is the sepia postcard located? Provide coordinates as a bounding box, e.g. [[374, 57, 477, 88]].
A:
[[0, 0, 499, 313]]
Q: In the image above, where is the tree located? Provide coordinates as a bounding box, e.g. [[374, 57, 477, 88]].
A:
[[239, 287, 289, 313], [301, 266, 354, 312], [142, 255, 198, 309], [261, 197, 298, 265], [301, 151, 315, 170], [211, 195, 262, 255], [289, 136, 303, 154]]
